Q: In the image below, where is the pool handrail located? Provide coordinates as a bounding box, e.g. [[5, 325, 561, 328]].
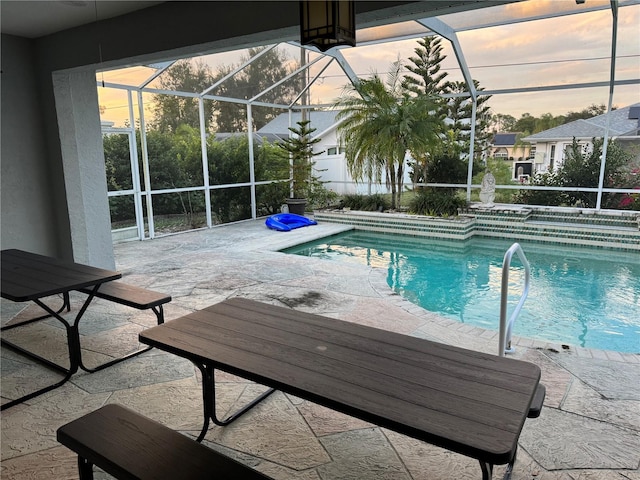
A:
[[499, 243, 531, 357]]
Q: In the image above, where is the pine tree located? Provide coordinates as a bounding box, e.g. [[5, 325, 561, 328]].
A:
[[403, 36, 451, 99], [446, 80, 492, 162]]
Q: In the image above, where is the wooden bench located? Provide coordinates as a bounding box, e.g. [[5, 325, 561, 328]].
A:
[[57, 404, 272, 480], [78, 281, 171, 372]]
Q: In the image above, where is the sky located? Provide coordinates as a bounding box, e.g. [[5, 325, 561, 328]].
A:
[[98, 1, 640, 128]]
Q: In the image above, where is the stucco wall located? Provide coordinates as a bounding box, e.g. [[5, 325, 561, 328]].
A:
[[1, 35, 60, 256]]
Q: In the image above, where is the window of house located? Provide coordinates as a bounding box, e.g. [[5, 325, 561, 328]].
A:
[[326, 147, 346, 156], [494, 148, 508, 159], [528, 146, 536, 159]]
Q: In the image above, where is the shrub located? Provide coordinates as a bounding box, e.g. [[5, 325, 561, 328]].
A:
[[409, 189, 466, 216], [341, 194, 365, 210], [618, 188, 640, 210], [512, 169, 565, 206], [341, 193, 389, 211], [514, 138, 634, 208], [308, 184, 340, 209], [256, 181, 290, 215]]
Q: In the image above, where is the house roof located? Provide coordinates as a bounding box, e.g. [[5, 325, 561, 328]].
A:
[[523, 103, 640, 142], [213, 132, 285, 144], [257, 111, 341, 138], [491, 133, 518, 146]]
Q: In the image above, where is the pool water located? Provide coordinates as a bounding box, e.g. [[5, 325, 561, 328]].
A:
[[283, 231, 640, 353]]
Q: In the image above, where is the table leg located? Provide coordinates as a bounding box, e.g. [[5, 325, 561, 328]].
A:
[[503, 449, 517, 480], [77, 456, 94, 480], [1, 293, 70, 332], [479, 453, 516, 480], [479, 460, 493, 480], [76, 302, 165, 373], [0, 369, 73, 410], [194, 363, 276, 442], [0, 290, 98, 410]]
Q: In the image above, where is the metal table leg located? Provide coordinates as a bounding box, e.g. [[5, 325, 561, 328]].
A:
[[503, 449, 517, 480], [1, 293, 70, 332], [479, 461, 493, 480], [478, 449, 516, 480], [77, 304, 165, 373], [1, 289, 99, 410], [194, 363, 276, 442]]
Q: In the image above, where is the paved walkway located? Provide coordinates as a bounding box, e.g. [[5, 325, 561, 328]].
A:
[[1, 219, 639, 479]]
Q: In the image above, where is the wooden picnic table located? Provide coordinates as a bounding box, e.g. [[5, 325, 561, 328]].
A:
[[139, 297, 543, 479], [1, 249, 120, 409]]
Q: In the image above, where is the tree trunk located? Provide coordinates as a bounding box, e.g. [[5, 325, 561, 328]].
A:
[[396, 162, 404, 207], [389, 168, 397, 209]]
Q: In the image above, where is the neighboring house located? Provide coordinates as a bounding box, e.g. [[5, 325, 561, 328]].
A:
[[257, 110, 412, 195], [489, 132, 533, 182], [213, 132, 284, 145], [489, 133, 530, 161], [522, 103, 640, 174]]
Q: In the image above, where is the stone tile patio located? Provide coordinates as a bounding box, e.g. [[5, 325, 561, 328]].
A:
[[2, 219, 639, 479]]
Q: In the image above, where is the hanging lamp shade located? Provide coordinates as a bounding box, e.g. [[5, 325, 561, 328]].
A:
[[300, 0, 355, 52]]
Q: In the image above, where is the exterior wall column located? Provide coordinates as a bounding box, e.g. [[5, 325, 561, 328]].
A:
[[52, 69, 115, 269]]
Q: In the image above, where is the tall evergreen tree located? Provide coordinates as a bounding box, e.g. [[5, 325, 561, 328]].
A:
[[402, 37, 451, 186], [403, 36, 451, 99], [446, 80, 492, 161]]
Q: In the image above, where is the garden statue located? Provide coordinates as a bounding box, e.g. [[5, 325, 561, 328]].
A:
[[480, 170, 496, 207]]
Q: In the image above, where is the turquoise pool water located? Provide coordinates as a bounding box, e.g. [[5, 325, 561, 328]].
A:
[[283, 231, 640, 353]]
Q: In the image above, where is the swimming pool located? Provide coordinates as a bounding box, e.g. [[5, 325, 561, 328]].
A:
[[283, 231, 640, 353]]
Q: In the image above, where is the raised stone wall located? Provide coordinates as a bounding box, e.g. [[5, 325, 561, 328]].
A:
[[314, 205, 640, 251]]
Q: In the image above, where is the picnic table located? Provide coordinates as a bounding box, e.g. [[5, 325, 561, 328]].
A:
[[1, 249, 121, 409], [139, 297, 543, 479]]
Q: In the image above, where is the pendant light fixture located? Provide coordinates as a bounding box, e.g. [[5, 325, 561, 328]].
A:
[[300, 0, 355, 52]]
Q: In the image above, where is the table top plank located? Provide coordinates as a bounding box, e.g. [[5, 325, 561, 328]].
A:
[[200, 302, 539, 391], [140, 297, 541, 465], [180, 309, 535, 417], [1, 249, 121, 301], [209, 298, 540, 381]]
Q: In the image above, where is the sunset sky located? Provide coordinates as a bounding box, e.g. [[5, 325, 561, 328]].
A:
[[98, 1, 639, 128]]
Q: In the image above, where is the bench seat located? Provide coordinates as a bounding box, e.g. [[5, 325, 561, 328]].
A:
[[80, 281, 171, 317], [78, 281, 171, 372], [57, 404, 272, 480]]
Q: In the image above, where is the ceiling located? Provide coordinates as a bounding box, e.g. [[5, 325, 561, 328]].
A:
[[0, 1, 165, 39], [0, 0, 527, 40]]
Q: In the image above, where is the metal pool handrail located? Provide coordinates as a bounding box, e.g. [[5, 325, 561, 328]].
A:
[[499, 243, 531, 357]]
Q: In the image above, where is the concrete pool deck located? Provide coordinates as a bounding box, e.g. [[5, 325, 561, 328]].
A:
[[1, 218, 639, 479]]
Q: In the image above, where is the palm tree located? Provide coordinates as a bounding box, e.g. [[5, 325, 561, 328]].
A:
[[335, 61, 443, 209]]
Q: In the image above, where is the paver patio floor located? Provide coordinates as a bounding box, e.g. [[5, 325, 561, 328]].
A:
[[2, 219, 639, 479]]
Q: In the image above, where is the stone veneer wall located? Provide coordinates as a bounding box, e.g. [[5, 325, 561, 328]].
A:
[[313, 204, 640, 251]]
